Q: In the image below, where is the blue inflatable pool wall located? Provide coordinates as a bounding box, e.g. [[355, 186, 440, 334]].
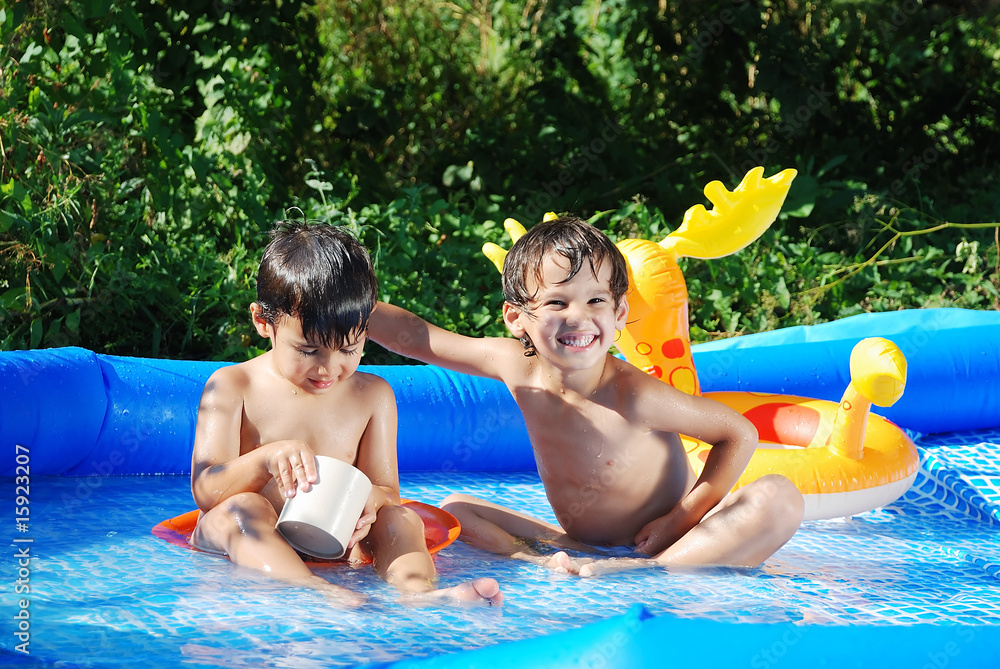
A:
[[3, 308, 999, 478], [4, 307, 1000, 668]]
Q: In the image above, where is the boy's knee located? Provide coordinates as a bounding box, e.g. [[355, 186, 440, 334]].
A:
[[752, 475, 805, 529], [222, 492, 279, 532], [376, 503, 424, 531], [441, 492, 478, 512], [195, 492, 277, 549]]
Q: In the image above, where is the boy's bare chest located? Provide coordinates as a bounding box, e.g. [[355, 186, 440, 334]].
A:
[[515, 388, 692, 544], [239, 392, 371, 462], [518, 391, 643, 464]]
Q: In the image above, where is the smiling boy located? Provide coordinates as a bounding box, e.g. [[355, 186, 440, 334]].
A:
[[368, 217, 803, 575], [190, 221, 501, 604]]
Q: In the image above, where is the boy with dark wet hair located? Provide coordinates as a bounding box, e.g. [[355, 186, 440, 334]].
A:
[[369, 216, 803, 576], [190, 221, 502, 604]]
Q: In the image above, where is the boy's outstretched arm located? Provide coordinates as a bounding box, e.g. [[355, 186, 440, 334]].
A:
[[632, 385, 760, 557], [368, 301, 517, 381]]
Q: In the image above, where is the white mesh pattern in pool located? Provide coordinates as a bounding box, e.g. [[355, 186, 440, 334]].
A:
[[2, 428, 999, 667]]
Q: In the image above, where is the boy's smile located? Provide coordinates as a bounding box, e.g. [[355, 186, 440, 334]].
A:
[[504, 253, 627, 373]]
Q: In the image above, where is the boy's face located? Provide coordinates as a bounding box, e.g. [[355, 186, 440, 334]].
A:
[[503, 252, 627, 372], [251, 305, 365, 394]]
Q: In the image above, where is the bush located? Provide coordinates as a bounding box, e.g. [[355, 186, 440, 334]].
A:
[[1, 0, 319, 358], [2, 1, 997, 362]]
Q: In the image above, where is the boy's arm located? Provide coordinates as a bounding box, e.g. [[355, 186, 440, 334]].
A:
[[355, 375, 401, 510], [348, 374, 411, 548], [190, 368, 318, 511], [368, 301, 519, 381], [632, 381, 759, 556]]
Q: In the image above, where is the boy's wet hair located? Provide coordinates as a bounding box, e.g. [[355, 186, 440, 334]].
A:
[[501, 216, 629, 355], [502, 216, 629, 310], [256, 221, 378, 349]]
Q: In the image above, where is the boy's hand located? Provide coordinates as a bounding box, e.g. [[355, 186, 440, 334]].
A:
[[347, 494, 379, 549], [633, 508, 699, 556], [266, 441, 319, 499]]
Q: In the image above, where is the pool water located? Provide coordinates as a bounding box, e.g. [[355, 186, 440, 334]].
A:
[[2, 428, 1000, 667]]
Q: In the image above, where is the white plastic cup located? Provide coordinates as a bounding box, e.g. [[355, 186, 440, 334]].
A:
[[275, 455, 373, 559]]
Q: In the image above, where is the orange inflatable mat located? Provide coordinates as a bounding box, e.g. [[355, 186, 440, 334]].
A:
[[152, 499, 461, 565]]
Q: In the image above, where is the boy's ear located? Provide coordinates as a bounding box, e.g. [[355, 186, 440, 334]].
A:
[[502, 302, 527, 338], [615, 297, 629, 331], [249, 303, 273, 340]]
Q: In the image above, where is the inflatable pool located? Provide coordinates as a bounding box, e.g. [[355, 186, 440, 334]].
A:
[[2, 308, 1000, 667]]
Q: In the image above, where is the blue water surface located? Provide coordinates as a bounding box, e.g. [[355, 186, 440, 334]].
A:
[[2, 429, 1000, 668]]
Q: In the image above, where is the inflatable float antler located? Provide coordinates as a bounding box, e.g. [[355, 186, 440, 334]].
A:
[[616, 166, 797, 394], [483, 166, 797, 395]]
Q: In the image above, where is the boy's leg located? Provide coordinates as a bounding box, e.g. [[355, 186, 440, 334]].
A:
[[192, 492, 362, 602], [363, 503, 503, 606], [653, 474, 803, 566], [441, 493, 596, 573], [580, 474, 803, 576]]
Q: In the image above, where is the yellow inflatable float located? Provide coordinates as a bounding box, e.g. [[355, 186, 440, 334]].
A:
[[484, 167, 919, 520]]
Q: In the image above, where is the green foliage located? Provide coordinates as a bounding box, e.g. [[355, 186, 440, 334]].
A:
[[2, 1, 998, 363], [1, 0, 319, 358], [311, 1, 1000, 227]]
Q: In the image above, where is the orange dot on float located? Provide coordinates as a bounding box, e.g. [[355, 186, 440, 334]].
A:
[[646, 365, 663, 379], [661, 338, 686, 359], [636, 342, 652, 355]]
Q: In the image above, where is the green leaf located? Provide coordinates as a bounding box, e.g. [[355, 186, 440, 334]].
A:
[[0, 209, 30, 232], [774, 276, 790, 309], [782, 175, 819, 218], [66, 309, 81, 334], [119, 6, 146, 39], [1, 288, 28, 311], [305, 178, 333, 192], [84, 0, 114, 19], [816, 155, 847, 178], [29, 319, 43, 348], [19, 42, 43, 64]]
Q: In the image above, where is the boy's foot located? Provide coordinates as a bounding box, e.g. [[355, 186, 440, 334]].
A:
[[578, 557, 660, 578], [545, 551, 595, 575], [410, 577, 504, 607], [516, 550, 595, 575]]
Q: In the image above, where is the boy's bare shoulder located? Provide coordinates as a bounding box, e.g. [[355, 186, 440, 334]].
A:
[[484, 336, 536, 378], [203, 359, 254, 394], [605, 355, 700, 416], [606, 356, 754, 443], [349, 369, 396, 398]]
